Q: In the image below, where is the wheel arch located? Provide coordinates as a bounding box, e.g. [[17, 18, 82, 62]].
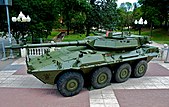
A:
[[54, 69, 85, 84], [130, 58, 147, 67]]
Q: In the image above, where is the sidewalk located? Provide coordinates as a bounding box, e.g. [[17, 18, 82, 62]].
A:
[[0, 42, 169, 107], [0, 58, 90, 107], [0, 58, 17, 71]]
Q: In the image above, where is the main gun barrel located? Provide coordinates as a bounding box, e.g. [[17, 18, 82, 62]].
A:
[[5, 40, 89, 49]]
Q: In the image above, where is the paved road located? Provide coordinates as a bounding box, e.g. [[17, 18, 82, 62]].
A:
[[0, 58, 169, 107]]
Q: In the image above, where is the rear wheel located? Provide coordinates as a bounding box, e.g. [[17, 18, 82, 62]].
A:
[[91, 67, 112, 89], [132, 60, 147, 78], [114, 63, 131, 83], [57, 72, 84, 97]]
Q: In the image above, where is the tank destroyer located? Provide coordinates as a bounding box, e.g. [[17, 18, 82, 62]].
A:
[[6, 32, 159, 97]]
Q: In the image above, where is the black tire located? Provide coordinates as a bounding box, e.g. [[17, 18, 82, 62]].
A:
[[57, 72, 84, 97], [114, 63, 131, 83], [132, 60, 147, 78], [91, 67, 112, 89]]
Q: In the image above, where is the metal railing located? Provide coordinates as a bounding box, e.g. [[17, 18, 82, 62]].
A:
[[28, 47, 50, 56]]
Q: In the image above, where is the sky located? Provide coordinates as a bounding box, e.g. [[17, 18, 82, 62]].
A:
[[116, 0, 138, 7]]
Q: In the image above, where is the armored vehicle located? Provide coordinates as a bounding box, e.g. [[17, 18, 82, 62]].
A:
[[6, 32, 159, 97]]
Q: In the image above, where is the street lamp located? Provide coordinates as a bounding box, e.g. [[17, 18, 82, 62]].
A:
[[11, 11, 31, 44], [12, 11, 31, 23], [134, 17, 147, 35]]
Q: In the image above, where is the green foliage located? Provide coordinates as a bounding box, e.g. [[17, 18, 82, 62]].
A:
[[27, 0, 58, 43], [117, 2, 134, 31], [0, 0, 59, 43], [56, 0, 91, 35], [0, 7, 8, 32], [100, 0, 118, 30], [120, 2, 132, 12], [139, 0, 168, 29], [132, 7, 142, 20], [71, 12, 86, 33], [85, 0, 118, 36]]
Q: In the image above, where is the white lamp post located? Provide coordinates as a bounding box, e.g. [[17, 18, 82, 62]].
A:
[[12, 11, 31, 44], [12, 11, 31, 23], [134, 17, 147, 35]]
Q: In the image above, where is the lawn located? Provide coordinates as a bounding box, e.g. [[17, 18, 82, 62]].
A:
[[132, 28, 169, 44], [47, 29, 94, 41], [48, 29, 169, 44], [63, 34, 86, 41], [149, 29, 169, 44], [47, 31, 60, 40]]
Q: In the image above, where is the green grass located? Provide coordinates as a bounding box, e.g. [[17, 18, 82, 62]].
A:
[[47, 32, 86, 41], [132, 28, 169, 44], [47, 30, 90, 41], [48, 29, 169, 44], [149, 29, 169, 44], [47, 31, 60, 40], [63, 34, 86, 41]]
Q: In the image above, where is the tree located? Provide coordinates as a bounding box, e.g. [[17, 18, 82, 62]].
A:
[[0, 6, 8, 33], [56, 0, 90, 35], [71, 12, 86, 34], [118, 2, 133, 32], [99, 0, 118, 30], [85, 0, 118, 36], [139, 0, 169, 31], [132, 2, 142, 20], [0, 0, 59, 43]]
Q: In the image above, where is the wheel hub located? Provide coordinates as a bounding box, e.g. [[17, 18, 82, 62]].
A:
[[138, 65, 145, 74], [98, 73, 108, 84], [120, 69, 128, 79], [66, 79, 78, 91]]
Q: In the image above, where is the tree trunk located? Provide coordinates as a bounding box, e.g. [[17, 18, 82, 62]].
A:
[[150, 22, 153, 37], [164, 15, 168, 31], [16, 39, 19, 44], [73, 29, 76, 34], [139, 27, 141, 35], [67, 27, 70, 35], [86, 26, 90, 37], [121, 25, 123, 32], [66, 21, 70, 35], [31, 32, 35, 43], [128, 25, 130, 35]]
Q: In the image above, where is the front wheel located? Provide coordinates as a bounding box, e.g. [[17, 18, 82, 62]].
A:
[[57, 72, 84, 97], [91, 67, 112, 89], [114, 63, 131, 83]]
